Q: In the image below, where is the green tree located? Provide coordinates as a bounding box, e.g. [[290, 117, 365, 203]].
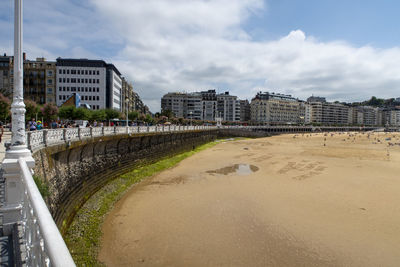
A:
[[90, 109, 106, 121], [58, 106, 76, 120], [73, 108, 90, 120], [0, 93, 11, 122], [128, 111, 139, 120], [40, 103, 58, 122], [161, 109, 174, 119], [104, 109, 121, 120], [144, 114, 154, 124], [25, 100, 40, 122]]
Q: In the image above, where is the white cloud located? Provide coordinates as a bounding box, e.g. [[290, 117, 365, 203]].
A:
[[2, 0, 400, 112]]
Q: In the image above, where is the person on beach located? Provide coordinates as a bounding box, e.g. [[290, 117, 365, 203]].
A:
[[0, 122, 3, 143]]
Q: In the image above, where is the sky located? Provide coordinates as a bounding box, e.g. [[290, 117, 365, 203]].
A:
[[1, 0, 400, 112]]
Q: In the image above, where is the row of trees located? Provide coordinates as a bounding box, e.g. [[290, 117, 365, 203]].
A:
[[0, 93, 155, 125]]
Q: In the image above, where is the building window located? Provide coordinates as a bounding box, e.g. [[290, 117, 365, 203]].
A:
[[85, 70, 88, 75], [67, 78, 70, 83], [48, 70, 53, 76], [67, 69, 70, 74], [97, 96, 99, 100], [59, 69, 62, 74], [47, 79, 52, 85], [47, 88, 53, 93], [59, 78, 62, 83], [59, 95, 62, 100], [89, 70, 92, 75], [67, 87, 70, 91], [63, 69, 66, 74], [97, 79, 99, 83], [63, 78, 66, 83]]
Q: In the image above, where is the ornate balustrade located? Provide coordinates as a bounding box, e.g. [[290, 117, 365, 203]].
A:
[[19, 159, 75, 266], [26, 126, 216, 151]]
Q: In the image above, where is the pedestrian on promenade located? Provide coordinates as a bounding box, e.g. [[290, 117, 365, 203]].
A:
[[36, 121, 43, 130], [0, 122, 3, 143], [29, 118, 37, 131]]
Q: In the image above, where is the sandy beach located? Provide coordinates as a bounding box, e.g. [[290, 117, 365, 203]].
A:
[[99, 132, 400, 267]]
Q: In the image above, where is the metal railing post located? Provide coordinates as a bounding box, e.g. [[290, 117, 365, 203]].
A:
[[78, 127, 81, 140]]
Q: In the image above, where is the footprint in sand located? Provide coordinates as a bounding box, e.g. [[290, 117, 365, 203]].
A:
[[277, 161, 327, 180]]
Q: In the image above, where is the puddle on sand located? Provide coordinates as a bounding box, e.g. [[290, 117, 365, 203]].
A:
[[207, 164, 259, 176]]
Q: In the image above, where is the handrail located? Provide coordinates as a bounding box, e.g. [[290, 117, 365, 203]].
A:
[[19, 159, 76, 266], [26, 125, 385, 151]]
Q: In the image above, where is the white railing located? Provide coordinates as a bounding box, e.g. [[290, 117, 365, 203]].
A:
[[26, 125, 216, 151], [26, 125, 383, 151], [19, 159, 75, 267]]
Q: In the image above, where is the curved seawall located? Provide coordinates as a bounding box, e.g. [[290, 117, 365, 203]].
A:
[[32, 130, 217, 233]]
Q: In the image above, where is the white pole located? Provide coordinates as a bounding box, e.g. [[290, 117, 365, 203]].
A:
[[2, 0, 35, 236], [11, 0, 27, 147]]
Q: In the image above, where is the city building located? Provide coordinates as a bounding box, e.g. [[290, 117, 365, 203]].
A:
[[0, 54, 12, 97], [382, 108, 400, 126], [239, 100, 251, 122], [201, 90, 218, 121], [7, 54, 57, 104], [250, 92, 305, 124], [56, 58, 107, 110], [161, 90, 242, 122], [349, 106, 381, 126], [121, 77, 135, 112], [106, 64, 122, 111], [306, 101, 350, 125], [217, 91, 240, 122]]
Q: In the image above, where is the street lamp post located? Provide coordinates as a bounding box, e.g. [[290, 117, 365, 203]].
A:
[[189, 111, 193, 126], [125, 98, 129, 134], [2, 0, 35, 235]]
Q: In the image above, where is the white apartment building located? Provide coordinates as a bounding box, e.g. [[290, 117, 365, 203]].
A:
[[306, 97, 349, 125], [217, 92, 241, 122], [161, 90, 242, 122], [250, 92, 304, 124], [56, 58, 107, 110], [106, 64, 122, 111]]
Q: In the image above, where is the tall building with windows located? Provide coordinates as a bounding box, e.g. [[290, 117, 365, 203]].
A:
[[0, 54, 12, 97], [161, 90, 242, 121], [251, 92, 305, 124], [56, 58, 107, 110], [7, 54, 57, 104], [121, 77, 134, 112], [305, 96, 351, 125], [106, 64, 122, 111], [239, 100, 251, 122], [217, 92, 241, 122], [201, 90, 218, 121]]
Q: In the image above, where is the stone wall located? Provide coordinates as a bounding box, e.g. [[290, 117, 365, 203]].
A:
[[32, 130, 217, 233]]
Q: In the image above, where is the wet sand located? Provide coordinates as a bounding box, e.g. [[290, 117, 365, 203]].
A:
[[99, 132, 400, 266]]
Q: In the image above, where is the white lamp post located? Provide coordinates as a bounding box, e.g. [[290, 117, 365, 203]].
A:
[[125, 98, 129, 134], [2, 0, 35, 234]]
